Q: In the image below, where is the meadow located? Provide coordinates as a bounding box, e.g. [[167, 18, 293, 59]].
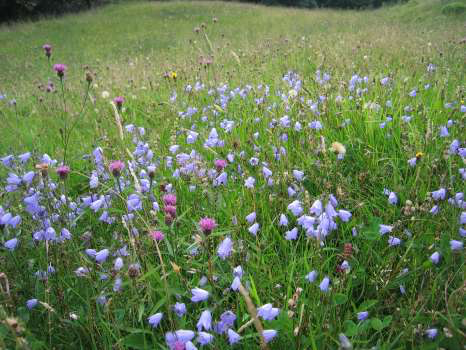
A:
[[0, 0, 465, 349]]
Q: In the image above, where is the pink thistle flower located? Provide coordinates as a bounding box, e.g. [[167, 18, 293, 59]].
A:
[[42, 44, 52, 58], [214, 159, 227, 172], [109, 160, 124, 177], [149, 230, 165, 241], [165, 214, 174, 225], [56, 165, 70, 179], [199, 217, 217, 235], [164, 205, 176, 217], [163, 194, 177, 206], [113, 96, 124, 110], [53, 64, 67, 78]]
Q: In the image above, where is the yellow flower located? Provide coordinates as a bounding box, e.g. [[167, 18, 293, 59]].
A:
[[416, 152, 424, 159], [170, 71, 177, 80]]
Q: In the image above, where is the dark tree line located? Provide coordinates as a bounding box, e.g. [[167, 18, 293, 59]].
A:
[[0, 0, 111, 23], [1, 0, 403, 23], [235, 0, 402, 8]]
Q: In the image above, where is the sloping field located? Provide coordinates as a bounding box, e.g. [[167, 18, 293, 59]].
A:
[[0, 1, 465, 349]]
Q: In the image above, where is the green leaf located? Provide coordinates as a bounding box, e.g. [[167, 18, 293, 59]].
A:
[[371, 318, 384, 331], [115, 308, 126, 322], [302, 178, 318, 195], [361, 217, 382, 241], [149, 297, 166, 315], [248, 274, 261, 306], [333, 293, 348, 305], [137, 303, 145, 323], [17, 306, 30, 322], [343, 320, 358, 336], [122, 333, 152, 349], [382, 315, 392, 327], [358, 299, 378, 311]]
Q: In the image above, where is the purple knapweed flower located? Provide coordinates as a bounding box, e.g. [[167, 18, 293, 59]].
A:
[[53, 64, 67, 78], [199, 217, 217, 235], [109, 160, 124, 177], [214, 159, 227, 171], [42, 44, 52, 57], [150, 230, 165, 241], [113, 96, 124, 110], [163, 194, 177, 206], [164, 205, 176, 218], [56, 165, 70, 179]]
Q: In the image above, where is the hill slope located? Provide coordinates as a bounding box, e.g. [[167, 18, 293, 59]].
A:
[[0, 1, 465, 349]]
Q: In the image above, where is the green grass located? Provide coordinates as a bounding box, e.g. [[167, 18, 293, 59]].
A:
[[0, 1, 465, 349]]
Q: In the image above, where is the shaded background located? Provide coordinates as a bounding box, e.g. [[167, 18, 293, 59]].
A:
[[1, 0, 404, 23]]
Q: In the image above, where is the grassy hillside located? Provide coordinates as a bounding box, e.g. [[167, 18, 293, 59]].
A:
[[0, 1, 465, 349]]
